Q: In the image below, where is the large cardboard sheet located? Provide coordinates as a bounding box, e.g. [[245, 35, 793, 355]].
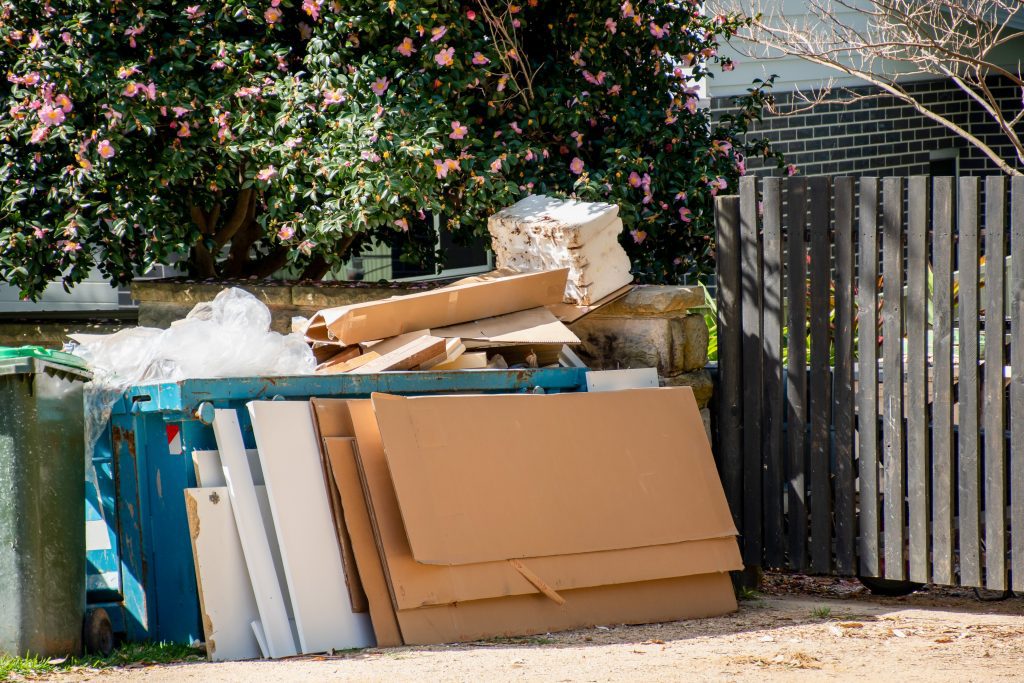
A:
[[371, 388, 737, 565], [304, 269, 568, 346], [335, 399, 740, 609], [430, 307, 580, 346]]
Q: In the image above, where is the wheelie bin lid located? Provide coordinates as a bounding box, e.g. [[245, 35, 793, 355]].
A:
[[0, 345, 91, 376]]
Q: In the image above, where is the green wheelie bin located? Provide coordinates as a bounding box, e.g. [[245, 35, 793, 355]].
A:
[[0, 347, 91, 657]]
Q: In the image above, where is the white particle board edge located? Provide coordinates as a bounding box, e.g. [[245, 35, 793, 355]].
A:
[[184, 486, 261, 662], [212, 409, 298, 659], [193, 449, 264, 487], [585, 368, 660, 392], [251, 621, 268, 659], [248, 400, 376, 654]]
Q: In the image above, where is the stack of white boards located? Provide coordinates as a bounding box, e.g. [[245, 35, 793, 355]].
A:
[[184, 401, 374, 661], [487, 195, 634, 306]]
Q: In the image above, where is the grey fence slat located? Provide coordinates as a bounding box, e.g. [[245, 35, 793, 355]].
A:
[[762, 178, 786, 569], [739, 177, 763, 566], [906, 176, 929, 583], [715, 195, 744, 533], [1011, 176, 1024, 593], [984, 176, 1007, 591], [882, 177, 906, 581], [958, 177, 982, 587], [808, 177, 833, 574], [833, 177, 856, 575], [857, 177, 881, 577], [931, 177, 956, 586], [786, 178, 809, 571]]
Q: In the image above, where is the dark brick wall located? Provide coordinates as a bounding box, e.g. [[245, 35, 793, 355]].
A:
[[712, 77, 1023, 177]]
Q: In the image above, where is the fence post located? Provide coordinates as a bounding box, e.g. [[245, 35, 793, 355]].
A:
[[715, 195, 744, 538]]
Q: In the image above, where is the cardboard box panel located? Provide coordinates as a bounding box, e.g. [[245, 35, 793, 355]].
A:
[[371, 388, 737, 565]]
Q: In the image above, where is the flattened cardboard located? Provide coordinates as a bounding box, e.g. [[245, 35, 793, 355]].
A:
[[322, 436, 404, 648], [418, 338, 465, 370], [371, 388, 736, 565], [431, 352, 487, 371], [431, 307, 580, 346], [546, 284, 633, 323], [316, 351, 380, 375], [305, 269, 568, 346], [397, 572, 737, 646], [337, 398, 740, 610], [349, 336, 447, 374]]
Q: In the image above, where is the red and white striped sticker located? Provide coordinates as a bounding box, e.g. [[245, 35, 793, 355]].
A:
[[166, 424, 182, 455]]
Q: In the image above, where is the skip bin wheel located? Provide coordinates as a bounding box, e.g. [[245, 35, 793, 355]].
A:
[[83, 608, 114, 656]]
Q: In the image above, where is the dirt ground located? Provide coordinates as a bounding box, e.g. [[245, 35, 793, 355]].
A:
[[53, 575, 1024, 682]]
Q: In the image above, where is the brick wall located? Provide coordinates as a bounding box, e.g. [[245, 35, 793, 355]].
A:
[[711, 77, 1023, 177]]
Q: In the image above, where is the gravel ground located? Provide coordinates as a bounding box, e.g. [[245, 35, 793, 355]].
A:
[[48, 576, 1024, 682]]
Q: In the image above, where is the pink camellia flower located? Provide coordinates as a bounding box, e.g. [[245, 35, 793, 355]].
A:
[[786, 163, 799, 176], [434, 47, 455, 67], [510, 121, 523, 134], [277, 225, 295, 240], [29, 126, 49, 144], [472, 52, 489, 65], [723, 61, 736, 72], [525, 149, 535, 161], [177, 122, 191, 138], [76, 155, 92, 171], [449, 121, 468, 140], [396, 37, 415, 56], [54, 94, 73, 113], [28, 30, 44, 49], [116, 66, 139, 80], [395, 218, 410, 231], [628, 171, 642, 188], [217, 125, 232, 141], [370, 77, 389, 96], [256, 165, 277, 181], [32, 227, 49, 239], [466, 9, 477, 20], [172, 106, 190, 117], [97, 140, 115, 158], [489, 158, 503, 173], [323, 89, 344, 105], [569, 157, 584, 175], [630, 229, 647, 244], [184, 5, 204, 20], [605, 18, 617, 33], [211, 60, 226, 70], [124, 25, 144, 48], [621, 1, 635, 18], [63, 241, 82, 252], [302, 0, 322, 20], [143, 82, 157, 100], [679, 207, 693, 222], [38, 105, 65, 126], [265, 6, 282, 23], [684, 97, 697, 114], [430, 26, 447, 42], [60, 32, 72, 45], [123, 82, 140, 97], [650, 22, 668, 38], [608, 84, 622, 95], [433, 158, 449, 179]]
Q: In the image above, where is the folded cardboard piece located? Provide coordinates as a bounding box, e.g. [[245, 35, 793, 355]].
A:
[[311, 387, 740, 646], [304, 269, 569, 346]]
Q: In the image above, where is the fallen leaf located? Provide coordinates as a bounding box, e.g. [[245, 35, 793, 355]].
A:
[[644, 639, 666, 645], [934, 637, 953, 643], [839, 622, 864, 629]]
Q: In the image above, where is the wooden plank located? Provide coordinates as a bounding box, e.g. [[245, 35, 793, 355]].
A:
[[832, 176, 856, 575], [1011, 176, 1024, 593], [983, 176, 1007, 591], [906, 176, 929, 583], [212, 409, 297, 659], [350, 336, 448, 374], [185, 486, 262, 662], [931, 176, 956, 586], [762, 178, 786, 570], [740, 176, 764, 566], [808, 176, 833, 575], [857, 178, 881, 577], [785, 177, 809, 571], [958, 176, 982, 587], [715, 195, 744, 530], [881, 177, 905, 581], [248, 401, 375, 653], [317, 351, 381, 375]]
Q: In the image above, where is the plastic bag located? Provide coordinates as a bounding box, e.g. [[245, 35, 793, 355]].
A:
[[72, 287, 316, 472]]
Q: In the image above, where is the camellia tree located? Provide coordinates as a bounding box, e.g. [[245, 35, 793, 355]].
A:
[[0, 0, 780, 299]]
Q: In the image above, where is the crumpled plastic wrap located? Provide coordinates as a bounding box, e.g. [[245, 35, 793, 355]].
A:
[[72, 287, 316, 472]]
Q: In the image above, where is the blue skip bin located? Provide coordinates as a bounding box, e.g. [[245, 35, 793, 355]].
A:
[[86, 368, 589, 645]]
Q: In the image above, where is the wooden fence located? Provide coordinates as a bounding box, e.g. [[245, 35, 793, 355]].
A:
[[714, 175, 1024, 589]]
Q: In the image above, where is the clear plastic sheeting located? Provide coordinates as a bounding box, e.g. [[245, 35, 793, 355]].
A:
[[71, 287, 316, 469]]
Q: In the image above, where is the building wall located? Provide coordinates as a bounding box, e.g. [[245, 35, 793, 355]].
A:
[[711, 77, 1024, 178]]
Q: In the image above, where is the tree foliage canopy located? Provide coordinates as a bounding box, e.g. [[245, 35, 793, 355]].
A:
[[0, 0, 778, 299]]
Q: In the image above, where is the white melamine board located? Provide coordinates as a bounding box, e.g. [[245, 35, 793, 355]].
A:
[[248, 400, 376, 654], [251, 621, 268, 659], [212, 409, 297, 659], [184, 487, 261, 662], [586, 368, 660, 392], [193, 449, 264, 487]]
